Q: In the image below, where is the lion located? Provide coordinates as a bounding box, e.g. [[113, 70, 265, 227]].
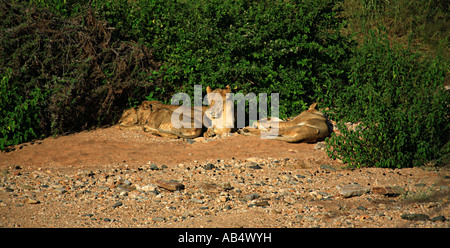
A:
[[239, 103, 330, 143], [204, 85, 236, 137], [118, 101, 205, 139]]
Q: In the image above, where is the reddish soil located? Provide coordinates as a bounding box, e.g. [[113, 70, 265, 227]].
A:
[[0, 126, 336, 172], [0, 126, 448, 228]]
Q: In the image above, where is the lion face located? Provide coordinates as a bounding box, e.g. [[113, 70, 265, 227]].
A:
[[118, 107, 139, 126], [137, 101, 152, 124], [205, 85, 232, 119]]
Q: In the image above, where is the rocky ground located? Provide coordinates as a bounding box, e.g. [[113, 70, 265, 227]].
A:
[[0, 127, 448, 228]]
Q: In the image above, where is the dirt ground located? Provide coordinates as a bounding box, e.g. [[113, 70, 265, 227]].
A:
[[0, 126, 448, 228]]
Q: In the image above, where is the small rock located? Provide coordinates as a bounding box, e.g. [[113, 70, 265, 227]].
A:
[[337, 183, 370, 198], [140, 184, 158, 192], [150, 163, 159, 170], [314, 142, 327, 150], [219, 182, 233, 190], [430, 216, 446, 222], [152, 217, 165, 222], [248, 164, 262, 170], [191, 198, 204, 204], [203, 163, 215, 170], [356, 206, 367, 210], [255, 200, 270, 207], [219, 196, 228, 202], [401, 213, 430, 221], [295, 174, 306, 179], [372, 186, 400, 197], [24, 198, 40, 204], [117, 184, 135, 192], [21, 184, 36, 190], [246, 157, 259, 163], [155, 179, 185, 191], [112, 201, 123, 209], [245, 193, 260, 201], [414, 183, 426, 187], [320, 164, 336, 171]]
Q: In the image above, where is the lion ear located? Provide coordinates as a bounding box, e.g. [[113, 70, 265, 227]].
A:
[[206, 86, 212, 94], [309, 102, 318, 110], [142, 101, 150, 110], [225, 85, 231, 93]]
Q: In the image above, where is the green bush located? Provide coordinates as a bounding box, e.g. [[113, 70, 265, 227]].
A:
[[325, 29, 450, 168], [92, 0, 353, 117], [0, 1, 160, 148], [0, 69, 46, 150]]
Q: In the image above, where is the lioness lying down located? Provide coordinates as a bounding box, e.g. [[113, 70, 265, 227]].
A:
[[118, 101, 206, 139], [239, 103, 330, 143]]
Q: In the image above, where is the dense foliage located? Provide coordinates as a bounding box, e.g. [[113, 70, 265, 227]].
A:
[[1, 0, 448, 168], [90, 0, 352, 115], [0, 0, 161, 149], [325, 30, 449, 168]]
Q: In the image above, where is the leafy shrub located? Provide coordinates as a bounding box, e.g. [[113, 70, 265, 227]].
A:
[[0, 69, 46, 150], [339, 0, 449, 59], [0, 1, 160, 148], [91, 0, 353, 117], [325, 29, 450, 168]]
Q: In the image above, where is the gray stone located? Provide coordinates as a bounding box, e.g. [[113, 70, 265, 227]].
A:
[[320, 164, 337, 171], [150, 163, 159, 170], [245, 193, 260, 201], [431, 215, 446, 222], [152, 217, 166, 222], [314, 142, 327, 150], [337, 183, 370, 198], [401, 213, 430, 221], [203, 163, 215, 170], [249, 165, 262, 169], [112, 201, 123, 209], [191, 198, 204, 204]]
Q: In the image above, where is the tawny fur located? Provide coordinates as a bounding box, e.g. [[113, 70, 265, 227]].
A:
[[239, 103, 330, 143], [118, 101, 206, 139]]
